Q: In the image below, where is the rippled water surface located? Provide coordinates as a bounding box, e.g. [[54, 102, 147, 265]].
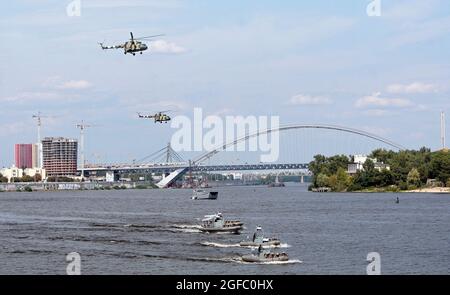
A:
[[1, 185, 449, 274]]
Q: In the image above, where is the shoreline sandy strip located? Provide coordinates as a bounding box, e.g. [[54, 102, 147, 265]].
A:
[[407, 187, 450, 193]]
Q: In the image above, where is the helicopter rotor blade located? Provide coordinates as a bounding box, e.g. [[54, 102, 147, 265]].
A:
[[134, 34, 165, 40], [130, 32, 134, 41]]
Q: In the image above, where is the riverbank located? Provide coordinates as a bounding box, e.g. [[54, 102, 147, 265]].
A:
[[309, 186, 450, 193], [353, 187, 450, 193], [407, 187, 450, 193], [0, 181, 157, 192]]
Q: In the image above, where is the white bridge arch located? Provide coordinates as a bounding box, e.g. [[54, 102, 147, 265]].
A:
[[156, 124, 405, 188], [191, 124, 405, 165]]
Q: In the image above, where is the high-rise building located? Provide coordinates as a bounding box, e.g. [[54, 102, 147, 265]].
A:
[[14, 144, 33, 169], [31, 143, 40, 168], [42, 137, 78, 177]]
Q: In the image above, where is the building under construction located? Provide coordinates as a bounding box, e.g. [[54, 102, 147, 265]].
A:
[[42, 137, 78, 177]]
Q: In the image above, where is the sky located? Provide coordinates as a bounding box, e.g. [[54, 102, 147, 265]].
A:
[[0, 0, 449, 167]]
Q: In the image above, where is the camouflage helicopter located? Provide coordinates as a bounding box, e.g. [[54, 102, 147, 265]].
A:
[[138, 111, 171, 123], [99, 32, 164, 55]]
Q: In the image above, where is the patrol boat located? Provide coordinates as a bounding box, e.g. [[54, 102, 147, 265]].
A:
[[241, 248, 289, 263], [199, 213, 243, 234], [191, 189, 218, 200], [239, 226, 281, 247]]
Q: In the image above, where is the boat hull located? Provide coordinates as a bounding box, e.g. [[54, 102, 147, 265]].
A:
[[241, 254, 289, 263], [199, 225, 243, 234], [192, 191, 218, 200]]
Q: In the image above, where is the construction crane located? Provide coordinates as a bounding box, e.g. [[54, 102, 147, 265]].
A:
[[76, 121, 100, 180], [441, 111, 446, 150], [32, 111, 55, 168]]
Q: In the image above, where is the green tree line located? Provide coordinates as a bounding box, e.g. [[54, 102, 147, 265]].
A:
[[0, 173, 42, 183], [309, 148, 450, 192]]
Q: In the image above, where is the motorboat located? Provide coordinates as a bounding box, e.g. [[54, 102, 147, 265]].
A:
[[191, 189, 218, 200], [199, 212, 243, 234], [239, 226, 281, 247]]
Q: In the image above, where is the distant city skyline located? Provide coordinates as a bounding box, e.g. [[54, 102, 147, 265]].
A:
[[1, 0, 449, 167]]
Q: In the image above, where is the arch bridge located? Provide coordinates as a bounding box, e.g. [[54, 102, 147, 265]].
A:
[[156, 124, 404, 188]]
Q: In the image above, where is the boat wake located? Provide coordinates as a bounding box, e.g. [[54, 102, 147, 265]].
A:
[[137, 253, 242, 264], [200, 241, 241, 248], [105, 250, 300, 265], [200, 242, 291, 248], [170, 224, 202, 233], [278, 243, 291, 248], [236, 259, 302, 265]]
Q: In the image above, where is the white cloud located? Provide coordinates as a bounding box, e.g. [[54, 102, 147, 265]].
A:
[[386, 82, 439, 94], [355, 92, 413, 108], [56, 80, 92, 90], [287, 94, 332, 105], [150, 40, 186, 54]]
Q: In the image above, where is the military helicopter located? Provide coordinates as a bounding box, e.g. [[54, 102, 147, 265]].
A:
[[99, 32, 164, 55], [138, 111, 172, 123]]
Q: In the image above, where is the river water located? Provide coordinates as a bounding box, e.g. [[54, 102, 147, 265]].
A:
[[0, 184, 449, 274]]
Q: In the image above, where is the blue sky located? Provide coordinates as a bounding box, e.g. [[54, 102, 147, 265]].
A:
[[0, 0, 449, 166]]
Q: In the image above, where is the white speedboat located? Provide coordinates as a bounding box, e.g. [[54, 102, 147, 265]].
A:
[[199, 213, 243, 234]]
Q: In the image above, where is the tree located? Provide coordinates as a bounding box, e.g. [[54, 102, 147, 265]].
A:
[[370, 149, 395, 164], [363, 159, 375, 173], [0, 173, 8, 183], [327, 155, 350, 175], [335, 167, 351, 192], [21, 175, 34, 182], [328, 174, 337, 190], [407, 168, 421, 187], [378, 169, 395, 187], [0, 173, 8, 182], [309, 154, 349, 187], [34, 173, 42, 182], [315, 173, 329, 188], [309, 155, 329, 176], [429, 151, 450, 184]]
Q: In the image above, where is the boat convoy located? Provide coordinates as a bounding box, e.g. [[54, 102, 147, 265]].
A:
[[198, 212, 291, 263]]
